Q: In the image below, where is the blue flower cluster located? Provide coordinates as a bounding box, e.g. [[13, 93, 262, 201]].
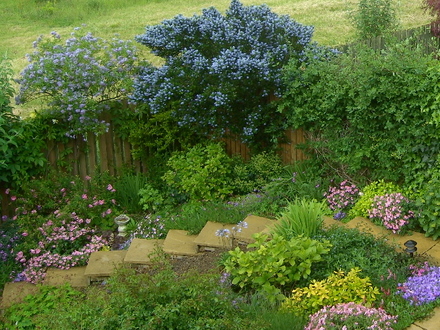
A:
[[397, 266, 440, 305], [132, 0, 314, 146], [17, 28, 138, 138]]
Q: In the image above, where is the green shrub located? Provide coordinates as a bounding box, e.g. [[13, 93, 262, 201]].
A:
[[271, 198, 326, 239], [349, 0, 399, 39], [232, 152, 283, 194], [281, 267, 380, 316], [27, 262, 267, 329], [416, 174, 440, 240], [280, 40, 440, 184], [349, 180, 403, 218], [223, 233, 332, 301], [0, 57, 47, 188], [162, 143, 234, 201], [262, 160, 329, 202], [2, 284, 83, 329]]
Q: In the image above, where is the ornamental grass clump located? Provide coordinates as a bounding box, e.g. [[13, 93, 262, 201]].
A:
[[15, 214, 108, 283], [397, 265, 440, 305], [368, 192, 415, 233], [271, 198, 326, 239], [325, 180, 360, 219], [305, 302, 397, 330]]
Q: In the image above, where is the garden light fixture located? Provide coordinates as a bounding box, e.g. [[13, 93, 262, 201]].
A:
[[404, 240, 417, 257]]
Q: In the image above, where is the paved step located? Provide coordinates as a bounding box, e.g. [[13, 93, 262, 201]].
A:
[[193, 221, 236, 251], [124, 238, 164, 266], [83, 250, 127, 284], [44, 266, 88, 288], [162, 230, 199, 256]]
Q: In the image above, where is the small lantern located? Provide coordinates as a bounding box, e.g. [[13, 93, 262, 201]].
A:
[[114, 214, 130, 237], [404, 240, 417, 257]]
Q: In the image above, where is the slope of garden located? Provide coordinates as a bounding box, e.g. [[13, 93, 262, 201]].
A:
[[2, 0, 440, 329]]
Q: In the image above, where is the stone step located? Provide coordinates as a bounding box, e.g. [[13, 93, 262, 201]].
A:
[[43, 266, 88, 288], [83, 250, 127, 284], [162, 230, 199, 257], [193, 221, 236, 251], [124, 238, 164, 266]]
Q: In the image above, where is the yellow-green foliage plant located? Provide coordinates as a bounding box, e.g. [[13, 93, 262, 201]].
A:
[[281, 267, 380, 316]]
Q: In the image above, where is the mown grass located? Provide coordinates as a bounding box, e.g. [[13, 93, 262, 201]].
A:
[[0, 0, 431, 116], [1, 0, 431, 73]]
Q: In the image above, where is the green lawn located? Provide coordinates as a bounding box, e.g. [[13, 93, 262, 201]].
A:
[[1, 0, 431, 76]]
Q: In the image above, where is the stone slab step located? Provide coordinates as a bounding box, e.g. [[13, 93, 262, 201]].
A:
[[235, 215, 277, 243], [84, 250, 127, 283], [193, 221, 235, 250], [163, 230, 199, 256], [124, 238, 164, 265], [1, 282, 39, 310], [43, 266, 88, 288]]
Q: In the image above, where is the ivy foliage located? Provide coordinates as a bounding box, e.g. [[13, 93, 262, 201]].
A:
[[132, 0, 314, 151], [280, 39, 440, 184]]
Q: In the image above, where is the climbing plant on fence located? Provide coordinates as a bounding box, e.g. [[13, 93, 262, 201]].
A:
[[279, 38, 440, 185]]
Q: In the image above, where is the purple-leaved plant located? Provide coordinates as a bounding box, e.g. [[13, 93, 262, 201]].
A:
[[368, 193, 415, 233]]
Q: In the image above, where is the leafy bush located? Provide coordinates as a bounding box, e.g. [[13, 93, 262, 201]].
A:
[[305, 302, 397, 330], [0, 58, 47, 188], [223, 233, 331, 300], [231, 152, 283, 194], [281, 268, 380, 316], [16, 27, 138, 137], [416, 175, 440, 240], [132, 0, 314, 150], [271, 198, 326, 239], [349, 0, 399, 39], [262, 160, 328, 203], [280, 39, 440, 184], [0, 56, 14, 113], [2, 284, 83, 329], [162, 143, 234, 201], [349, 180, 403, 218], [24, 261, 267, 329]]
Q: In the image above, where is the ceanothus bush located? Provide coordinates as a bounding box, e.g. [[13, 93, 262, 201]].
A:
[[16, 27, 138, 138], [131, 0, 314, 149]]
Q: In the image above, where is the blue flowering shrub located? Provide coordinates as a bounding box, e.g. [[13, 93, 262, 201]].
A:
[[132, 0, 314, 150], [16, 28, 139, 138]]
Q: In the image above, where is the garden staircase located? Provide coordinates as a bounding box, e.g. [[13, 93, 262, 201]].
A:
[[3, 215, 440, 329]]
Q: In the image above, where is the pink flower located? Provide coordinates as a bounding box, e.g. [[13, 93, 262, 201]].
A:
[[11, 196, 16, 201], [5, 188, 10, 194], [82, 194, 88, 199], [22, 232, 28, 237], [107, 184, 116, 192], [85, 175, 91, 181]]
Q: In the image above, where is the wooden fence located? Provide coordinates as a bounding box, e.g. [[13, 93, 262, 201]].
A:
[[45, 123, 307, 179]]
